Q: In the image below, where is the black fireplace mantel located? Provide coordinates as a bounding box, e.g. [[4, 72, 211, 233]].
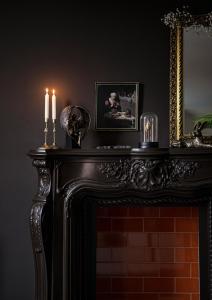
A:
[[28, 148, 212, 300]]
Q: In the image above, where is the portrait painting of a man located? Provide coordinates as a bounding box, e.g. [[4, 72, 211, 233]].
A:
[[96, 82, 140, 130]]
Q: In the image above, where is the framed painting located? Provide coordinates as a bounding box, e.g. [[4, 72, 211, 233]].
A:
[[95, 82, 140, 131]]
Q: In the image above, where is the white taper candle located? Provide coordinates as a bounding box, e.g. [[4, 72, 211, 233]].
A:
[[52, 89, 56, 120], [45, 88, 49, 122]]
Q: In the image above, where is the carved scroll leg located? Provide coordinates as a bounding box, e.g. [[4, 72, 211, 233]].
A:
[[30, 202, 48, 300], [63, 198, 70, 300], [30, 159, 52, 300]]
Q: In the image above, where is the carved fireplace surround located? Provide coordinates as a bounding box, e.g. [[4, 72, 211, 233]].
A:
[[28, 148, 212, 300]]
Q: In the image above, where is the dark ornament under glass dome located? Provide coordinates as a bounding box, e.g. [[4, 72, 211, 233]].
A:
[[140, 112, 158, 148]]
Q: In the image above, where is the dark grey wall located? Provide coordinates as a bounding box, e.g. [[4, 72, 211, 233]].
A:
[[0, 2, 211, 300]]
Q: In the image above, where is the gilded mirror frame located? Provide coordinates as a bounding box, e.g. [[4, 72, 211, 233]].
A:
[[169, 26, 184, 146], [168, 12, 212, 147]]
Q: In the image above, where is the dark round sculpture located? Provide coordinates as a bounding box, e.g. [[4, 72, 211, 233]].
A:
[[60, 105, 91, 147]]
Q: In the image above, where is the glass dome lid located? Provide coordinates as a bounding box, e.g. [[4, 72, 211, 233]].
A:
[[140, 112, 158, 148]]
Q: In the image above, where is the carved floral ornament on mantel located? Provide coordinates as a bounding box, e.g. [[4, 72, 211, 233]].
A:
[[162, 6, 212, 33], [99, 159, 198, 192]]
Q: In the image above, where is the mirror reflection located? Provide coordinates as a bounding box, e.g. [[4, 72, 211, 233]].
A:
[[183, 29, 212, 135]]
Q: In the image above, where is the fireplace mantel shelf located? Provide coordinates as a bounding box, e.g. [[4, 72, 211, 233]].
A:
[[29, 147, 212, 157], [28, 147, 212, 300]]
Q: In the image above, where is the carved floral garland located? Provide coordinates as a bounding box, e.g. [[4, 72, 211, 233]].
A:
[[162, 7, 212, 32], [99, 159, 198, 191]]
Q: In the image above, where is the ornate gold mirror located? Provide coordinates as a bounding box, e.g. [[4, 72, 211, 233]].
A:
[[164, 9, 212, 147]]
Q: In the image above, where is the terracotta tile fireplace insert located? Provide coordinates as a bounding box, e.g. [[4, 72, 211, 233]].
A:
[[96, 206, 200, 300]]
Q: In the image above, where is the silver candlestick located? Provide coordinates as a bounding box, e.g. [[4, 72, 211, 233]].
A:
[[51, 119, 58, 149], [40, 120, 50, 149]]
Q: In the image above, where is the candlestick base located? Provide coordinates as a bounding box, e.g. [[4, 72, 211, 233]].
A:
[[140, 142, 159, 149], [37, 144, 51, 150], [50, 144, 59, 150]]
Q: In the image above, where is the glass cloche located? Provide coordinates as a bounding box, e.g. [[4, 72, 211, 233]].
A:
[[140, 112, 158, 148]]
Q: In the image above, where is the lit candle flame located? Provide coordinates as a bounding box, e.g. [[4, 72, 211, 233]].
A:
[[52, 89, 55, 95], [45, 88, 49, 93]]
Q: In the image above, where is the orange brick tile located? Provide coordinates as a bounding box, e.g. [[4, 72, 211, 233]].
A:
[[96, 277, 111, 293], [112, 277, 143, 292], [159, 233, 192, 247], [192, 294, 200, 300], [96, 262, 127, 276], [111, 247, 174, 263], [160, 263, 190, 277], [111, 247, 148, 263], [126, 247, 154, 263], [127, 263, 160, 277], [96, 218, 111, 231], [112, 218, 143, 232], [96, 206, 201, 300], [127, 294, 159, 300], [159, 294, 190, 300], [144, 218, 174, 232], [175, 248, 199, 263], [160, 207, 191, 217], [136, 295, 159, 300], [96, 248, 111, 262], [176, 278, 199, 293], [175, 218, 199, 232], [129, 207, 159, 217], [191, 233, 199, 247], [128, 232, 158, 247], [97, 232, 127, 248], [144, 278, 175, 292], [111, 247, 127, 262], [109, 207, 129, 217], [191, 263, 199, 277], [97, 294, 159, 300], [158, 248, 175, 262]]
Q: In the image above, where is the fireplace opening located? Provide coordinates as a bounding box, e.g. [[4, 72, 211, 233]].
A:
[[96, 206, 202, 300]]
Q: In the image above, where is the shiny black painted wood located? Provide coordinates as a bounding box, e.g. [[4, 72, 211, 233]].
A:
[[28, 148, 212, 300]]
